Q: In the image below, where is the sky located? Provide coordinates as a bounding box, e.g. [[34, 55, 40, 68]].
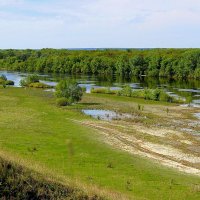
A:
[[0, 0, 200, 49]]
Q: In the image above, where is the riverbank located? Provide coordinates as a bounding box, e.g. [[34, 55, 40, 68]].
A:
[[0, 87, 200, 199]]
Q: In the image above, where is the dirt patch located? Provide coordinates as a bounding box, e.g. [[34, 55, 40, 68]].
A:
[[72, 119, 200, 176]]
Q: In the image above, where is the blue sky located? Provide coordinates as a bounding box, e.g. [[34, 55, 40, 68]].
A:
[[0, 0, 200, 49]]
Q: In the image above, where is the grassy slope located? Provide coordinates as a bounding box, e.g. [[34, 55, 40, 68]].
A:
[[0, 87, 200, 200], [0, 158, 102, 200]]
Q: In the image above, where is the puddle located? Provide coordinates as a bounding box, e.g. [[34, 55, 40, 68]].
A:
[[82, 109, 132, 121]]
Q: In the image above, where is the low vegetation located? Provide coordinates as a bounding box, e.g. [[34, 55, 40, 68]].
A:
[[55, 79, 83, 106], [91, 85, 181, 103], [0, 74, 14, 86], [0, 87, 200, 200], [20, 74, 52, 88], [0, 157, 102, 200], [91, 87, 117, 95]]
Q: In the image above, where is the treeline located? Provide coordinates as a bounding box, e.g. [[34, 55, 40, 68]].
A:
[[1, 48, 200, 79]]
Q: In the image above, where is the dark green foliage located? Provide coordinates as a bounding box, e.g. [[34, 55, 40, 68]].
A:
[[0, 158, 103, 200], [20, 75, 52, 88], [56, 97, 71, 106], [0, 74, 7, 81], [1, 48, 200, 79], [0, 75, 14, 86], [91, 85, 178, 103], [117, 85, 132, 97], [5, 80, 14, 85], [20, 74, 40, 87], [55, 79, 83, 104]]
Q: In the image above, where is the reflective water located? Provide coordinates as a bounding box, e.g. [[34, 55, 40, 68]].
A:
[[82, 109, 132, 121], [1, 70, 200, 107]]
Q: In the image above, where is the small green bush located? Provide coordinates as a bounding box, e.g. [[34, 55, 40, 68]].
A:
[[56, 98, 71, 106], [55, 79, 83, 104], [29, 82, 52, 88], [118, 85, 132, 97], [20, 74, 40, 87], [0, 75, 14, 86], [26, 74, 39, 83], [0, 74, 7, 81], [81, 86, 87, 92], [5, 80, 14, 85]]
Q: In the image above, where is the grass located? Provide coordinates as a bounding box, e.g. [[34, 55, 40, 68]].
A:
[[0, 157, 102, 200], [0, 87, 200, 200], [90, 86, 183, 103]]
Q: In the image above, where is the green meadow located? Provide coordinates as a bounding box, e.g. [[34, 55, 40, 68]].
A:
[[0, 87, 200, 200]]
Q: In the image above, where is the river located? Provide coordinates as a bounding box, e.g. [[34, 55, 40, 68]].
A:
[[1, 70, 200, 107]]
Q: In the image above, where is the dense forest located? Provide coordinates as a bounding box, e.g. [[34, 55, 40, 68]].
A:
[[0, 48, 200, 79]]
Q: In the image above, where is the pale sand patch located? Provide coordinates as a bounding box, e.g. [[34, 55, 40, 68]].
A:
[[68, 118, 200, 176]]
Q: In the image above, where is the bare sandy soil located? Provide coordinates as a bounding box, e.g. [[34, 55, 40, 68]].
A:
[[73, 100, 200, 176]]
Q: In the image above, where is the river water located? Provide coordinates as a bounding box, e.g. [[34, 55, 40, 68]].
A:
[[1, 70, 200, 107]]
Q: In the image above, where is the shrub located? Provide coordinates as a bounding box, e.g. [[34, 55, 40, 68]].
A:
[[159, 91, 173, 102], [152, 88, 161, 101], [20, 79, 28, 87], [5, 80, 14, 85], [0, 74, 7, 81], [0, 75, 14, 86], [118, 85, 132, 97], [29, 82, 52, 88], [20, 74, 40, 87], [55, 79, 83, 104], [56, 98, 71, 106], [81, 86, 87, 92], [26, 74, 39, 84]]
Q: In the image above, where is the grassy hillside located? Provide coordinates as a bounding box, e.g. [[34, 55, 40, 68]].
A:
[[0, 87, 200, 199], [0, 157, 102, 200]]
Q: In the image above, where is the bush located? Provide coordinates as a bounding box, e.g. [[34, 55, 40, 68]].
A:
[[117, 85, 132, 97], [159, 91, 173, 102], [0, 75, 14, 86], [81, 86, 87, 92], [55, 79, 83, 104], [0, 74, 7, 81], [152, 88, 161, 101], [26, 74, 39, 84], [20, 74, 40, 87], [56, 98, 71, 106], [5, 80, 14, 86], [29, 82, 52, 88], [19, 79, 27, 87]]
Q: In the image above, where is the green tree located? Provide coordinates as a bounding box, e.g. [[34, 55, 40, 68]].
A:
[[55, 79, 83, 104]]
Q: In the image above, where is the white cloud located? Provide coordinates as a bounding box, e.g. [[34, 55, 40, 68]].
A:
[[0, 0, 200, 48]]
